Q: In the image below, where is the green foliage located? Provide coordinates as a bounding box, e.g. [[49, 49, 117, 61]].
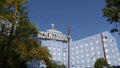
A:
[[47, 61, 66, 68], [102, 0, 120, 34], [0, 0, 51, 68], [102, 0, 120, 23], [94, 58, 105, 68]]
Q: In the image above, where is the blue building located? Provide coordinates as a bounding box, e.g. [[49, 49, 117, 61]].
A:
[[29, 24, 120, 68]]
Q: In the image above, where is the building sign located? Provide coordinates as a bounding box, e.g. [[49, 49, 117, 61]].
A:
[[38, 31, 68, 41]]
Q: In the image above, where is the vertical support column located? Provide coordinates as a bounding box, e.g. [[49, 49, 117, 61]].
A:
[[100, 32, 108, 67]]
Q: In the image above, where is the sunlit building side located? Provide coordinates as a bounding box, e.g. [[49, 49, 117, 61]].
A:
[[28, 24, 120, 68]]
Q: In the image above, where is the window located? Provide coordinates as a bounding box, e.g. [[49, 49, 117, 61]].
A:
[[49, 47, 51, 50], [81, 50, 83, 53], [77, 56, 79, 59], [97, 46, 100, 49], [63, 53, 66, 56], [72, 48, 74, 51], [76, 51, 79, 54], [72, 53, 74, 55], [104, 43, 107, 48], [81, 55, 84, 58], [108, 60, 111, 64], [77, 61, 79, 64], [53, 48, 56, 50], [114, 56, 116, 58], [58, 53, 61, 56], [87, 59, 90, 62], [86, 49, 88, 52], [86, 54, 89, 57], [76, 46, 78, 49], [112, 50, 114, 53], [97, 51, 101, 54], [82, 60, 84, 63], [58, 57, 60, 60], [63, 58, 66, 61], [92, 52, 95, 56], [53, 57, 56, 60], [93, 57, 96, 61], [103, 38, 107, 42], [80, 45, 83, 48], [53, 52, 56, 55], [85, 44, 88, 47], [106, 55, 110, 59], [110, 39, 113, 42], [111, 44, 113, 47], [58, 48, 60, 51], [72, 61, 75, 64], [96, 40, 99, 44], [105, 49, 109, 53], [72, 57, 75, 60], [91, 47, 94, 51], [90, 42, 93, 45]]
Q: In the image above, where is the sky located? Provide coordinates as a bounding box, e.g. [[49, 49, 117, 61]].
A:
[[27, 0, 120, 51]]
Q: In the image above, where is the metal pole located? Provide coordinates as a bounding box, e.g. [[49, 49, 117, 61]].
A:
[[100, 32, 108, 67], [67, 26, 72, 68], [68, 34, 70, 68]]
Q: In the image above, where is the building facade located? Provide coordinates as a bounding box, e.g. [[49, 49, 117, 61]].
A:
[[29, 24, 120, 68]]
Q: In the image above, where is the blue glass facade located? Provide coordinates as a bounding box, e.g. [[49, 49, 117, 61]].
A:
[[28, 26, 120, 68]]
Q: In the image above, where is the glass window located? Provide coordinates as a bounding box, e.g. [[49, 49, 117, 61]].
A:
[[86, 49, 88, 52], [72, 61, 75, 64], [76, 51, 79, 54], [87, 54, 89, 57], [82, 60, 84, 63], [91, 47, 94, 50], [63, 58, 66, 61], [85, 43, 88, 47], [112, 50, 114, 53], [103, 38, 107, 42], [108, 60, 111, 64], [87, 59, 90, 62], [106, 55, 110, 59], [63, 53, 66, 56], [76, 46, 78, 49], [97, 46, 100, 49], [81, 50, 83, 53], [104, 43, 107, 48], [97, 51, 101, 55], [110, 39, 113, 42], [72, 48, 74, 51], [105, 49, 109, 53], [92, 52, 95, 56], [77, 61, 79, 64], [58, 57, 60, 60], [72, 57, 74, 60], [90, 42, 93, 45], [53, 52, 56, 55], [58, 48, 60, 51], [77, 56, 79, 59], [53, 48, 56, 50], [80, 45, 83, 48], [81, 55, 84, 58], [96, 40, 99, 44], [58, 53, 61, 56]]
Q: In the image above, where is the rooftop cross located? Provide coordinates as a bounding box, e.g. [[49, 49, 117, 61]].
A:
[[51, 23, 55, 29]]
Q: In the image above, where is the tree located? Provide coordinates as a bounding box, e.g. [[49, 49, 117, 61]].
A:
[[47, 61, 66, 68], [102, 0, 120, 34], [94, 58, 106, 68], [0, 0, 51, 68]]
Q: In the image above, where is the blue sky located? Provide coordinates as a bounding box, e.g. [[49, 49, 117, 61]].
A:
[[27, 0, 120, 51]]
